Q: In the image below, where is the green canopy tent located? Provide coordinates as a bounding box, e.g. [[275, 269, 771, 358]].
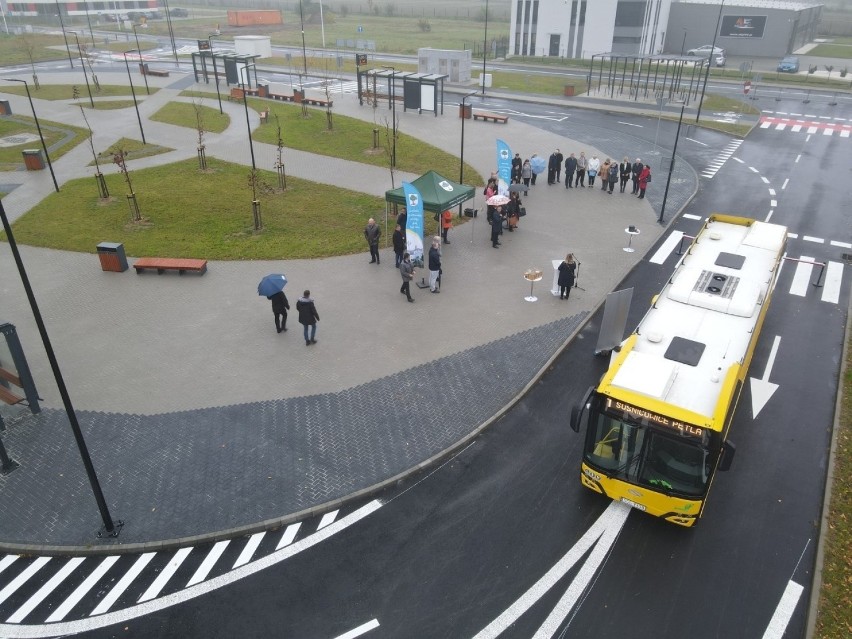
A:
[[384, 170, 476, 243]]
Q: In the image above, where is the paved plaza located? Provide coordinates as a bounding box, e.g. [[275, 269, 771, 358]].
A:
[[0, 68, 695, 551]]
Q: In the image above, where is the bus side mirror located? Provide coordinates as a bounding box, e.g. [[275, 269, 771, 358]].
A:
[[719, 440, 736, 471], [570, 406, 581, 433]]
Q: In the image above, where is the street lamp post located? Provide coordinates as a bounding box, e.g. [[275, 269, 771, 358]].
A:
[[298, 0, 308, 75], [382, 66, 396, 168], [54, 0, 74, 69], [160, 0, 180, 67], [481, 0, 489, 96], [459, 90, 477, 185], [0, 198, 120, 537], [695, 0, 725, 124], [6, 79, 59, 193], [84, 2, 96, 46], [122, 51, 146, 144], [69, 32, 94, 108], [658, 102, 686, 224], [680, 29, 687, 55], [240, 63, 257, 171], [209, 39, 223, 114], [132, 24, 150, 95]]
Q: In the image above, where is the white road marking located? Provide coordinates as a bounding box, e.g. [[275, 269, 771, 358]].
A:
[[750, 336, 781, 418], [45, 556, 119, 623], [276, 522, 302, 550], [823, 128, 833, 136], [842, 130, 850, 138], [0, 501, 383, 638], [806, 134, 812, 142], [761, 177, 770, 184], [791, 125, 802, 132], [804, 114, 816, 118], [789, 256, 814, 297], [761, 580, 804, 639], [138, 547, 193, 603], [233, 532, 265, 568], [795, 154, 801, 163], [334, 619, 380, 639], [473, 501, 631, 639], [749, 166, 759, 173], [618, 121, 642, 127], [774, 123, 786, 131], [807, 126, 817, 134], [733, 157, 744, 163], [0, 558, 50, 607], [760, 121, 771, 129], [6, 558, 85, 624], [318, 510, 340, 530], [786, 233, 798, 239], [650, 231, 684, 264], [684, 137, 707, 146], [822, 262, 843, 305], [803, 236, 824, 243], [790, 112, 802, 116], [830, 240, 851, 249], [90, 552, 156, 616], [818, 115, 831, 119], [765, 211, 774, 222], [186, 540, 229, 587], [0, 556, 18, 576], [768, 188, 776, 196], [782, 179, 789, 190], [683, 213, 702, 220], [770, 199, 778, 207]]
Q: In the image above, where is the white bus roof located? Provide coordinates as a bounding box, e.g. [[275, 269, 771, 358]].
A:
[[601, 215, 787, 431]]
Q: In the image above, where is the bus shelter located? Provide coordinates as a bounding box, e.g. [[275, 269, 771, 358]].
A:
[[191, 51, 260, 88], [357, 69, 448, 116], [588, 53, 708, 106]]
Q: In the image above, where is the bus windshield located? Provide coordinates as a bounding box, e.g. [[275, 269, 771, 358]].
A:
[[583, 404, 713, 497]]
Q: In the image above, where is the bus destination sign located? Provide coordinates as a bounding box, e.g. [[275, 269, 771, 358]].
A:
[[605, 398, 705, 439]]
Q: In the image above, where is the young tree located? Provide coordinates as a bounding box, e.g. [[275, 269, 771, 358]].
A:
[[273, 114, 287, 190], [113, 149, 141, 222], [20, 33, 40, 90], [193, 99, 207, 170], [72, 85, 108, 199]]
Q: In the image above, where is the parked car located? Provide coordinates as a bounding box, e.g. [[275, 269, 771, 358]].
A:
[[777, 56, 800, 73], [127, 11, 143, 21], [169, 7, 189, 17], [687, 44, 726, 66]]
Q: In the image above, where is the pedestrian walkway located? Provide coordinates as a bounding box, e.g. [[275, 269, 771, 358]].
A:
[[0, 68, 696, 551]]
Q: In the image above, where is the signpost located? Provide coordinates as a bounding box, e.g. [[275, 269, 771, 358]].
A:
[[743, 80, 751, 95]]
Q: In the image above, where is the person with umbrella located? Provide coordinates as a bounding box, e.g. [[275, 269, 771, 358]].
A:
[[490, 204, 505, 248], [530, 154, 546, 185], [258, 274, 290, 334]]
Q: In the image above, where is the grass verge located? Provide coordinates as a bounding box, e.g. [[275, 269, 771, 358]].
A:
[[0, 116, 90, 168], [807, 44, 852, 60], [3, 157, 428, 260], [150, 101, 231, 134], [92, 137, 174, 164], [0, 84, 158, 101]]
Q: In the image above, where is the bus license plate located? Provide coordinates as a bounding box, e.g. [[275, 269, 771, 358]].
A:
[[621, 498, 646, 511]]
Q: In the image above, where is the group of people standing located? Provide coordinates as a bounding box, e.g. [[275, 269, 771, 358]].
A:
[[560, 153, 650, 197]]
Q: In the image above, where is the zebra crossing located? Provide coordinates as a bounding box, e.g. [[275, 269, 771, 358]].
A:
[[758, 116, 852, 138], [0, 500, 382, 637], [700, 139, 742, 179], [649, 230, 848, 305]]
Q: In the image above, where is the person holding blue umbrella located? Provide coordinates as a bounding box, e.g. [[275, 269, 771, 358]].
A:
[[258, 274, 289, 334]]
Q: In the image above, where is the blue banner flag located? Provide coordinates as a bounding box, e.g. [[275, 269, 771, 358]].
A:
[[403, 181, 424, 266], [496, 139, 512, 193]]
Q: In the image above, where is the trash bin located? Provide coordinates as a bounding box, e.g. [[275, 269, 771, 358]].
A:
[[464, 208, 477, 218], [459, 103, 471, 119], [564, 85, 575, 97], [257, 83, 269, 98], [96, 242, 128, 272], [293, 89, 305, 103], [0, 100, 11, 115], [22, 149, 45, 171]]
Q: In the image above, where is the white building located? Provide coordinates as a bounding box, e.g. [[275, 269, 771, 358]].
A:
[[511, 0, 674, 59]]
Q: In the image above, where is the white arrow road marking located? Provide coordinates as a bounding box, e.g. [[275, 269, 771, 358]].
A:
[[473, 501, 631, 639], [334, 618, 380, 639], [0, 501, 382, 639], [750, 335, 781, 418], [762, 580, 803, 639]]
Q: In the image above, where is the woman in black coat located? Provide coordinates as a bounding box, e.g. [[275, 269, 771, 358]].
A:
[[267, 290, 289, 333], [557, 253, 576, 299]]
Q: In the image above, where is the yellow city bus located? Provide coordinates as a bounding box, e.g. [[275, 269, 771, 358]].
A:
[[570, 215, 787, 527]]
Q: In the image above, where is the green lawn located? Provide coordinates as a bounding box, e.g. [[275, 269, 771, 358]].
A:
[[0, 33, 69, 66], [815, 333, 852, 638], [0, 116, 90, 169], [808, 43, 852, 59], [0, 84, 158, 101], [151, 102, 231, 134], [6, 158, 397, 260]]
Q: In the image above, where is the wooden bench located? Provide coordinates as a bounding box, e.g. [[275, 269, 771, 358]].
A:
[[0, 367, 24, 406], [133, 257, 208, 275], [145, 68, 170, 77], [302, 96, 332, 107], [229, 87, 245, 101], [472, 111, 509, 124]]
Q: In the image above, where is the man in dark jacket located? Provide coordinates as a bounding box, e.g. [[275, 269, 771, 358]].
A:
[[491, 205, 504, 248], [392, 224, 405, 267], [631, 158, 644, 195], [428, 237, 442, 293], [296, 290, 320, 345], [547, 151, 558, 185], [564, 153, 577, 188], [554, 149, 564, 183], [267, 290, 289, 333], [364, 218, 381, 264]]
